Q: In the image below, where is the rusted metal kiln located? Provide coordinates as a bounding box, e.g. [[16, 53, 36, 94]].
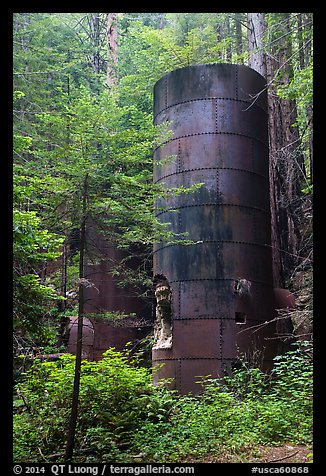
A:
[[66, 225, 152, 361], [152, 63, 279, 393]]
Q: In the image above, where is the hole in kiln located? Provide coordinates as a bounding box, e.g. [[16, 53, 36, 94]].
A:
[[153, 275, 173, 349], [235, 312, 247, 324]]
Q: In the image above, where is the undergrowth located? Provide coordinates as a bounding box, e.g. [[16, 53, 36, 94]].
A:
[[13, 341, 313, 463]]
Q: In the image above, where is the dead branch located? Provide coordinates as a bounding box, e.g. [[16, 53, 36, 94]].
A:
[[268, 450, 299, 463]]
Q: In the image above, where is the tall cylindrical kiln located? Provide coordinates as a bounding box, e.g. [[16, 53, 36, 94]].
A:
[[152, 64, 277, 394]]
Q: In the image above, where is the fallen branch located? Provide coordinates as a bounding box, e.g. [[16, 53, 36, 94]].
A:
[[268, 450, 299, 463], [46, 448, 97, 460]]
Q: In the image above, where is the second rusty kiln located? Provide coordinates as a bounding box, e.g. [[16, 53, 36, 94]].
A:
[[152, 63, 277, 393]]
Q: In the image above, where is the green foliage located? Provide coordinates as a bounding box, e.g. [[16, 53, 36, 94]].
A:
[[13, 209, 65, 337], [271, 341, 313, 404], [131, 342, 313, 461], [13, 16, 203, 345], [277, 62, 313, 179], [13, 210, 64, 265], [14, 343, 313, 463], [14, 349, 175, 462]]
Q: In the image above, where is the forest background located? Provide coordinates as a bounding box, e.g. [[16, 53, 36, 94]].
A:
[[12, 12, 313, 465]]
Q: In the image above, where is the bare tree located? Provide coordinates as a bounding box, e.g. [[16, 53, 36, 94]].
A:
[[106, 13, 118, 88], [247, 13, 266, 77]]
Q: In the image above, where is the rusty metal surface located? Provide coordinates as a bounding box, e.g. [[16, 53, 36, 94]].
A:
[[274, 288, 296, 310], [178, 280, 231, 319], [91, 321, 151, 361], [154, 64, 267, 114], [83, 220, 151, 321], [82, 225, 152, 359], [152, 359, 177, 389], [154, 135, 269, 182], [67, 317, 94, 360], [172, 319, 221, 359], [83, 257, 148, 316], [152, 64, 276, 393], [67, 317, 151, 361], [155, 99, 268, 145], [179, 359, 223, 394]]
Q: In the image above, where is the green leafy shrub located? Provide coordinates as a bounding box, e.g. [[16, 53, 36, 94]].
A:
[[13, 349, 175, 462], [130, 342, 313, 461], [14, 342, 313, 463]]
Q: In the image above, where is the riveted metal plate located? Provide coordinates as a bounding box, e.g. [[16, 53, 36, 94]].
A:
[[164, 64, 237, 109], [153, 74, 168, 117], [214, 99, 268, 144], [237, 64, 268, 113], [180, 358, 223, 394], [153, 141, 178, 182], [154, 242, 219, 282], [152, 358, 178, 389], [220, 318, 237, 360], [218, 168, 270, 211], [154, 64, 267, 118], [215, 206, 256, 243], [155, 134, 269, 179], [155, 99, 268, 145], [154, 206, 271, 246], [157, 168, 218, 209], [178, 279, 232, 319], [219, 242, 273, 285], [179, 206, 217, 241], [172, 319, 221, 359], [156, 100, 216, 136]]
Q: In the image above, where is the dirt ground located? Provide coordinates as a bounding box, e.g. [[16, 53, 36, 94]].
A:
[[256, 445, 313, 463], [184, 444, 313, 463]]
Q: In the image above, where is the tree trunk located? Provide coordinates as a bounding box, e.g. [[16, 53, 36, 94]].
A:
[[297, 13, 305, 70], [303, 13, 313, 67], [266, 52, 286, 287], [247, 13, 266, 77], [266, 13, 305, 284], [89, 13, 101, 75], [225, 15, 232, 61], [64, 174, 88, 462], [246, 14, 284, 286], [302, 13, 313, 184], [247, 13, 280, 285], [106, 13, 118, 88], [234, 13, 243, 61]]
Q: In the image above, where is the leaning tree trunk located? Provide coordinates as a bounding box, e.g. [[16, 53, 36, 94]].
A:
[[64, 174, 88, 462]]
